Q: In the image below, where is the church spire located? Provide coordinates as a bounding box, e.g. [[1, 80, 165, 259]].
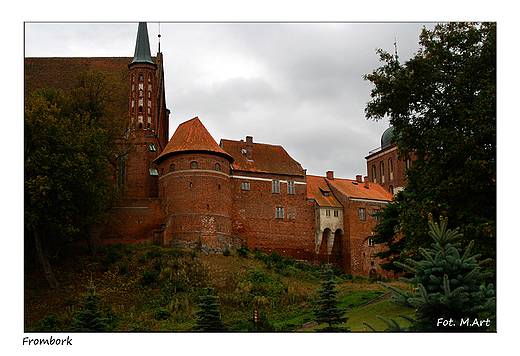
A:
[[131, 22, 155, 65]]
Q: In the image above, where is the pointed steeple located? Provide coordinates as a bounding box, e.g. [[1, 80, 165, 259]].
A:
[[131, 22, 155, 65]]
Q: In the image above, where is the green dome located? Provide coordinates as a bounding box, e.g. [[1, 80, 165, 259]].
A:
[[381, 126, 394, 148]]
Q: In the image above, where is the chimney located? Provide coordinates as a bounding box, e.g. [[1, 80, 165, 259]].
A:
[[364, 176, 369, 188], [356, 175, 362, 183], [246, 136, 253, 161], [326, 171, 334, 180]]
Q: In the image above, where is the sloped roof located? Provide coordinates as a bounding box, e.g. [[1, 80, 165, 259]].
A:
[[306, 175, 343, 208], [328, 177, 393, 202], [24, 57, 138, 98], [220, 139, 305, 176], [154, 117, 233, 163]]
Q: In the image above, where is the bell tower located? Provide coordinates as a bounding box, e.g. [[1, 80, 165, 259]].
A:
[[123, 22, 169, 199], [128, 22, 158, 132]]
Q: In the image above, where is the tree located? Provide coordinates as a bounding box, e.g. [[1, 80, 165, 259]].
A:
[[364, 22, 496, 270], [381, 217, 495, 331], [313, 265, 349, 332], [194, 287, 225, 331], [74, 284, 109, 331], [25, 82, 121, 288]]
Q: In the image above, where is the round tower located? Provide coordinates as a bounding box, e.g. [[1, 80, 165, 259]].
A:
[[154, 117, 235, 252]]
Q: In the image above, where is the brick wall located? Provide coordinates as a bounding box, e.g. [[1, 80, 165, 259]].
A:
[[102, 198, 164, 240], [230, 171, 316, 260]]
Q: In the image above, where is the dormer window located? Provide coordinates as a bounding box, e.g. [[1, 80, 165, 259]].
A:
[[318, 187, 330, 197]]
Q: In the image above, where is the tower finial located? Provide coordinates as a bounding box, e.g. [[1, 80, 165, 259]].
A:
[[131, 22, 154, 65], [158, 22, 161, 54]]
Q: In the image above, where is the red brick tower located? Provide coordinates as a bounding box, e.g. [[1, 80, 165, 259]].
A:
[[124, 22, 169, 199], [365, 126, 410, 195], [153, 117, 235, 252]]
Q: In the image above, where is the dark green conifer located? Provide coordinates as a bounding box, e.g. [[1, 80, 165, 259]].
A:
[[382, 216, 495, 331], [73, 284, 109, 332], [313, 265, 349, 332], [194, 286, 225, 331]]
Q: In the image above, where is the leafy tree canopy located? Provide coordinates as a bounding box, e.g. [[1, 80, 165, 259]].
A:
[[365, 22, 496, 270], [25, 70, 127, 288]]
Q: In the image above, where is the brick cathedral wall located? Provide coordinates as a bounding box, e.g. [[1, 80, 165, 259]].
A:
[[102, 198, 164, 240]]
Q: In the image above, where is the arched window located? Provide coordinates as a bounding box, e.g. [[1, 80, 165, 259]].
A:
[[372, 165, 377, 183], [215, 163, 220, 171], [388, 158, 394, 180], [380, 161, 385, 183], [190, 161, 198, 169], [170, 163, 175, 172]]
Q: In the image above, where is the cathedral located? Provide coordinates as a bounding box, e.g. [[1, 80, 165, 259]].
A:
[[25, 23, 407, 278]]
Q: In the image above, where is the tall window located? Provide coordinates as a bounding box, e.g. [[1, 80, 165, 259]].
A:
[[276, 207, 284, 219], [388, 158, 394, 180], [380, 161, 385, 183], [170, 163, 175, 172], [359, 208, 366, 221], [272, 180, 280, 194], [287, 181, 295, 194], [372, 165, 377, 183], [242, 182, 250, 191]]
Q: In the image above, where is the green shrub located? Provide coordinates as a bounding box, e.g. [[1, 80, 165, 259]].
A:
[[155, 307, 171, 320], [153, 258, 163, 272], [141, 269, 159, 286], [236, 244, 250, 257], [223, 249, 231, 256], [40, 314, 58, 331]]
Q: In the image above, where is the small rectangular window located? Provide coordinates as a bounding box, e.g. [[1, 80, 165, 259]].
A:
[[326, 210, 331, 217], [272, 180, 280, 194], [359, 208, 366, 221], [276, 207, 284, 219], [149, 168, 158, 176], [334, 210, 339, 217], [287, 181, 295, 194], [242, 182, 250, 191], [373, 209, 379, 221]]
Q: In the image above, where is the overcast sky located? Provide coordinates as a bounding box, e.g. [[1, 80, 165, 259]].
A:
[[26, 22, 439, 178]]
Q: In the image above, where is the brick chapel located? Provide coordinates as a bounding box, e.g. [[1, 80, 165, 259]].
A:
[[25, 23, 408, 278]]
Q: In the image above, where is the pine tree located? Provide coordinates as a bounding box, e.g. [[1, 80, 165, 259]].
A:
[[73, 284, 109, 331], [313, 265, 349, 332], [382, 216, 495, 331], [194, 287, 225, 332]]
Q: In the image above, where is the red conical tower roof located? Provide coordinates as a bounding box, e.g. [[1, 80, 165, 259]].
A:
[[154, 117, 233, 163]]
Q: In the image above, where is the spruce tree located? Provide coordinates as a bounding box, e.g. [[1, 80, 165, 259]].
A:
[[73, 284, 109, 332], [313, 265, 349, 332], [194, 287, 225, 332], [383, 216, 495, 331]]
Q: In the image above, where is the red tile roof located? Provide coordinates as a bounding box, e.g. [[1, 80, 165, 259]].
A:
[[154, 117, 233, 163], [24, 57, 135, 98], [327, 177, 393, 201], [306, 175, 343, 207], [220, 139, 305, 176]]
